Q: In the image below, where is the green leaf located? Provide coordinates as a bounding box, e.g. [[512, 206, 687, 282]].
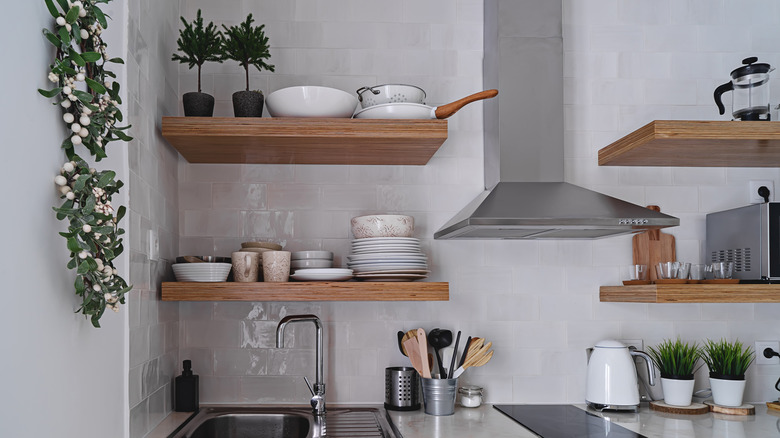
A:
[[65, 6, 79, 23], [72, 23, 81, 43], [104, 70, 116, 78], [93, 6, 108, 28], [77, 261, 90, 274], [107, 57, 124, 64], [83, 195, 96, 214], [74, 275, 85, 293], [56, 0, 68, 11], [68, 48, 85, 66], [81, 52, 102, 63], [45, 0, 60, 17], [53, 59, 77, 75], [116, 205, 126, 222], [113, 130, 132, 142], [38, 87, 62, 98], [85, 78, 107, 94], [67, 237, 81, 253], [97, 171, 116, 187], [43, 28, 61, 47], [72, 90, 94, 104], [67, 258, 77, 270], [58, 26, 71, 46]]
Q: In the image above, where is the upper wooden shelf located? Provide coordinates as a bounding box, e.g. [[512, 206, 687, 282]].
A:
[[598, 120, 780, 167], [161, 117, 448, 165], [600, 284, 780, 303], [161, 281, 449, 301]]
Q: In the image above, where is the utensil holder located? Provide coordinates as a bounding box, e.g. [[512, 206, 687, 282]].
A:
[[421, 377, 458, 416], [384, 367, 420, 411]]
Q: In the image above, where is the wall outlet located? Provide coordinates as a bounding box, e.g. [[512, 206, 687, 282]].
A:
[[148, 229, 159, 261], [755, 341, 780, 365], [749, 180, 774, 203], [619, 339, 644, 351]]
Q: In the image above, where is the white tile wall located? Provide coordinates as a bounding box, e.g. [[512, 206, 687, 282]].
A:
[[171, 0, 780, 410]]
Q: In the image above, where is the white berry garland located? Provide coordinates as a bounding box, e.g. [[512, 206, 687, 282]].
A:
[[39, 0, 132, 327]]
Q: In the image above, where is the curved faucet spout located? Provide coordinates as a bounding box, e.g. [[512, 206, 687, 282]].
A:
[[276, 314, 325, 416]]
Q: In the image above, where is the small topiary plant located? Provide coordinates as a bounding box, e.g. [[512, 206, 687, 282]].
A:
[[221, 13, 275, 92], [171, 9, 223, 93]]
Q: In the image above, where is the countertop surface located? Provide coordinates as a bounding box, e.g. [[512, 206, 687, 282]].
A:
[[149, 402, 780, 437]]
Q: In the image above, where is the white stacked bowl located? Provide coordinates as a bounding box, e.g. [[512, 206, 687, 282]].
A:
[[291, 251, 334, 271], [172, 263, 232, 282]]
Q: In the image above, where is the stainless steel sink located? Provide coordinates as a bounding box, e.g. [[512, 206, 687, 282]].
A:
[[168, 406, 401, 438]]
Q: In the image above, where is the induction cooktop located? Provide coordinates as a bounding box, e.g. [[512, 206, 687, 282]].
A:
[[493, 405, 647, 438]]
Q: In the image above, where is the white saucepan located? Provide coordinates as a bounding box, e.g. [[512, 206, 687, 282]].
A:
[[352, 89, 498, 119]]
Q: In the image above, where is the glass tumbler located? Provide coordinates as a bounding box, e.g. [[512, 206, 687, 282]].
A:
[[711, 261, 734, 279], [656, 262, 680, 279]]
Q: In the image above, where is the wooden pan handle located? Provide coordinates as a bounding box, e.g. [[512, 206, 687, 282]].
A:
[[434, 89, 498, 119]]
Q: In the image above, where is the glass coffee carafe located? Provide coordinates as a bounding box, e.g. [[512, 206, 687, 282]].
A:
[[714, 57, 774, 121]]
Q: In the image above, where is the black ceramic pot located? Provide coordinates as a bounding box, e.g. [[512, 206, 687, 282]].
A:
[[232, 90, 265, 117], [182, 92, 215, 117]]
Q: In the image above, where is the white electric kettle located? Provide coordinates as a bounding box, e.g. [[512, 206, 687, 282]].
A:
[[585, 340, 655, 412]]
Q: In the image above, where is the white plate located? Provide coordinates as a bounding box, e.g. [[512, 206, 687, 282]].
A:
[[352, 269, 430, 275], [347, 253, 427, 261], [350, 264, 428, 272], [293, 268, 353, 275], [351, 237, 420, 245], [347, 261, 428, 267], [355, 273, 428, 281], [291, 270, 354, 281], [350, 247, 422, 254]]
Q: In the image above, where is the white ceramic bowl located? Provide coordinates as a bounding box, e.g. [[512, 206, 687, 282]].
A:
[[266, 86, 357, 118], [291, 251, 334, 260], [291, 259, 334, 269], [172, 263, 231, 282], [350, 214, 415, 239], [356, 84, 427, 108]]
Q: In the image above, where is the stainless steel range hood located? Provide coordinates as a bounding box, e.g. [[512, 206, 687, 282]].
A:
[[434, 0, 678, 240]]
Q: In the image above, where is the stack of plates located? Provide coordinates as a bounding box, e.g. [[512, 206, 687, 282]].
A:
[[172, 263, 232, 282], [347, 237, 428, 281]]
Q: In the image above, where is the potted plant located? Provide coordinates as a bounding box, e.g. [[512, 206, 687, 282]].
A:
[[701, 339, 754, 407], [221, 14, 275, 117], [647, 338, 701, 406], [172, 9, 223, 116]]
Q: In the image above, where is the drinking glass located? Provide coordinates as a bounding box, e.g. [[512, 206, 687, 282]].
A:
[[656, 261, 680, 279], [676, 262, 691, 280], [711, 261, 734, 279]]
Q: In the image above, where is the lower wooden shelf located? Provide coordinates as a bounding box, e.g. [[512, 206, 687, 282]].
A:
[[600, 284, 780, 303], [162, 281, 449, 301]]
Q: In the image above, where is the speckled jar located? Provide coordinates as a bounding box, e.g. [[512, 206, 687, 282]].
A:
[[232, 90, 264, 117], [182, 92, 214, 117]]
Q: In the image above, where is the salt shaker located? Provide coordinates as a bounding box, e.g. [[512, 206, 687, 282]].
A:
[[458, 385, 484, 408]]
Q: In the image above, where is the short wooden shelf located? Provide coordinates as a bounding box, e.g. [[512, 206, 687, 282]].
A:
[[600, 284, 780, 303], [161, 117, 448, 165], [598, 120, 780, 167], [161, 281, 449, 301]]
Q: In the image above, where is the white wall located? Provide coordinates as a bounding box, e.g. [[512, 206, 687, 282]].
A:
[[175, 0, 780, 406], [0, 2, 128, 437]]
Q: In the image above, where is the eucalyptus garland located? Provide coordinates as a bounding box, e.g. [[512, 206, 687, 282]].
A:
[[39, 0, 132, 327]]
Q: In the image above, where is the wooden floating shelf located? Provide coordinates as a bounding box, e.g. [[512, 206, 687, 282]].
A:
[[161, 117, 448, 165], [600, 284, 780, 303], [598, 120, 780, 167], [162, 281, 449, 302]]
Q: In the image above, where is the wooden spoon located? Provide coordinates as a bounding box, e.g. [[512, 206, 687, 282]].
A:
[[403, 337, 423, 375], [399, 329, 417, 356]]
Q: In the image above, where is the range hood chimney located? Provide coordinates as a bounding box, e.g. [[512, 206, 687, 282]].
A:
[[434, 0, 678, 240]]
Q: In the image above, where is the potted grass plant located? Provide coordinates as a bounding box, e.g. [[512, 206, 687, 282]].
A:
[[701, 339, 754, 407], [172, 9, 223, 116], [221, 14, 275, 117], [647, 338, 701, 406]]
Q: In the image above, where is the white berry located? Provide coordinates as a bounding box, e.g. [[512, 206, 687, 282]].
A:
[[62, 86, 72, 95], [63, 162, 74, 172], [56, 17, 66, 26], [61, 100, 71, 108], [79, 251, 88, 259], [63, 113, 75, 123], [66, 191, 75, 200], [79, 128, 89, 138], [78, 9, 86, 17], [71, 123, 81, 133], [76, 73, 85, 82], [82, 224, 92, 233], [80, 29, 89, 39], [80, 115, 90, 126], [65, 23, 71, 32], [82, 107, 92, 115], [92, 284, 101, 292], [71, 135, 82, 145], [54, 175, 68, 186]]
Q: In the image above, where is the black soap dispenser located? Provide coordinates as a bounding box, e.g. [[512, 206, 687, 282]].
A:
[[175, 359, 199, 412]]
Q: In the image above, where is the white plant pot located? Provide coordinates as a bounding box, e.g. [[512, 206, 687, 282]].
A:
[[709, 376, 746, 407], [661, 377, 695, 406]]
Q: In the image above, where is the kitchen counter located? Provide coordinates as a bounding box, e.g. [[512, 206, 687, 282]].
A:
[[148, 402, 780, 437]]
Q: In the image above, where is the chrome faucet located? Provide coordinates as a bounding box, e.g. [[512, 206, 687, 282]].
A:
[[276, 314, 325, 416]]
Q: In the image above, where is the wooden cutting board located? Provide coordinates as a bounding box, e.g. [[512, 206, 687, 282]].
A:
[[632, 205, 676, 281]]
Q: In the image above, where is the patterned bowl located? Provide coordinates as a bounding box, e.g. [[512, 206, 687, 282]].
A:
[[350, 214, 414, 239]]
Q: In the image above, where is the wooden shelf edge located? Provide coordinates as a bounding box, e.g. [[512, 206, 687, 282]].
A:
[[600, 284, 780, 303], [598, 120, 780, 167], [161, 281, 449, 302]]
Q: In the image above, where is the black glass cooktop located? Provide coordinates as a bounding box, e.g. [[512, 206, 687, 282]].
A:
[[493, 405, 647, 438]]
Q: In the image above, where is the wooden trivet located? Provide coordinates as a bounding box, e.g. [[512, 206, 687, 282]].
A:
[[650, 401, 709, 415], [767, 401, 780, 413], [704, 401, 755, 415]]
